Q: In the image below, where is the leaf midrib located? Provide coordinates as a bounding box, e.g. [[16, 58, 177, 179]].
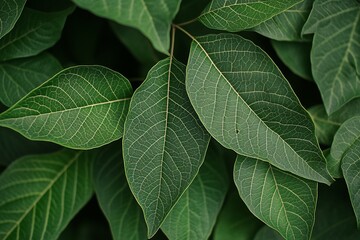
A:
[[0, 98, 131, 122], [2, 152, 82, 239], [199, 1, 300, 22], [192, 36, 326, 183]]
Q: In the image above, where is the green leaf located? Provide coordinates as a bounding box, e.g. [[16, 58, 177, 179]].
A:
[[123, 58, 210, 237], [252, 0, 313, 41], [0, 127, 59, 166], [308, 100, 360, 146], [93, 143, 147, 240], [254, 226, 283, 240], [0, 65, 132, 150], [0, 0, 26, 39], [308, 105, 340, 145], [213, 190, 263, 240], [323, 149, 342, 179], [199, 0, 302, 32], [0, 52, 62, 107], [186, 33, 332, 184], [303, 0, 360, 114], [72, 0, 181, 54], [331, 117, 360, 225], [234, 155, 317, 240], [312, 183, 360, 240], [161, 144, 229, 240], [0, 7, 74, 61], [272, 40, 312, 81], [110, 22, 160, 68], [0, 149, 93, 239]]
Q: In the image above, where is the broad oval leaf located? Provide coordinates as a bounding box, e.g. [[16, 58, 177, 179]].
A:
[[72, 0, 181, 54], [199, 0, 302, 32], [123, 58, 210, 237], [0, 7, 74, 61], [303, 0, 360, 114], [0, 0, 26, 39], [0, 65, 132, 149], [272, 40, 312, 81], [252, 0, 313, 41], [93, 143, 147, 240], [161, 144, 229, 240], [213, 190, 263, 240], [234, 155, 317, 240], [0, 150, 93, 240], [186, 33, 332, 184], [331, 116, 360, 225], [0, 52, 62, 107]]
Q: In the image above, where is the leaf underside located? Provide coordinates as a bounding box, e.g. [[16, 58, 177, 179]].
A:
[[186, 33, 332, 184], [0, 65, 132, 150], [123, 58, 210, 237], [199, 0, 302, 32]]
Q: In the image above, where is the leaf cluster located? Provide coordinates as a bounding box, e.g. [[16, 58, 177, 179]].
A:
[[1, 0, 360, 240]]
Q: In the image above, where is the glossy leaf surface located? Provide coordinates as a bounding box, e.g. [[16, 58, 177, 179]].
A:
[[123, 58, 210, 237], [0, 65, 132, 149], [186, 33, 331, 184]]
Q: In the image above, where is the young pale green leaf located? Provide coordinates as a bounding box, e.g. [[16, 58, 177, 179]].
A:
[[0, 127, 59, 166], [308, 105, 340, 145], [186, 33, 332, 184], [93, 143, 147, 240], [0, 149, 93, 240], [272, 40, 312, 81], [330, 117, 360, 225], [199, 0, 302, 32], [213, 190, 263, 240], [254, 226, 283, 240], [72, 0, 181, 54], [303, 0, 360, 114], [0, 65, 132, 150], [252, 0, 313, 41], [161, 145, 229, 240], [0, 53, 62, 107], [0, 0, 26, 39], [123, 58, 210, 237], [0, 7, 74, 61], [312, 183, 360, 240], [234, 155, 317, 240]]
